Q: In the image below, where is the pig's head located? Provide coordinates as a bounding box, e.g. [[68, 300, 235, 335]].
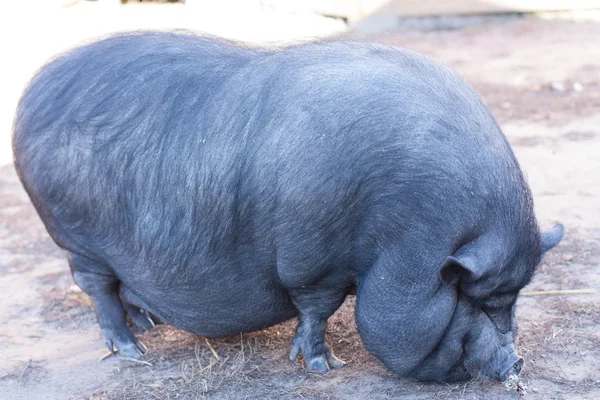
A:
[[356, 224, 564, 382]]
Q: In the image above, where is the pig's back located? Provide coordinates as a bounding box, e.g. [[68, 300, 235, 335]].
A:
[[13, 32, 261, 255]]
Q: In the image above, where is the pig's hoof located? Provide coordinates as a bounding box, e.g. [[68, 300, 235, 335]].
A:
[[308, 356, 330, 373], [326, 353, 346, 369], [306, 354, 345, 373], [102, 327, 147, 359], [289, 342, 345, 373]]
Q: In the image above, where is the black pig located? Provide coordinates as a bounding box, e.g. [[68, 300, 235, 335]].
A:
[[13, 31, 563, 382]]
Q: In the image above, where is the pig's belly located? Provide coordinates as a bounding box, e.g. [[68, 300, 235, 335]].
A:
[[120, 276, 298, 338]]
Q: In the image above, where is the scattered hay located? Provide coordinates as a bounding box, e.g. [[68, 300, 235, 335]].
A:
[[504, 374, 528, 397], [0, 359, 47, 385]]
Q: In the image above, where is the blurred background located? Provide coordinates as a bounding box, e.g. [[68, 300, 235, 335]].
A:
[[1, 0, 599, 165], [1, 1, 599, 400]]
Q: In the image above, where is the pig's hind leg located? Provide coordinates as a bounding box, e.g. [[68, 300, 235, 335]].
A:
[[69, 253, 147, 359]]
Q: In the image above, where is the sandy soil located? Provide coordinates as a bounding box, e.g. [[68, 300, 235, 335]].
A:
[[0, 5, 599, 400]]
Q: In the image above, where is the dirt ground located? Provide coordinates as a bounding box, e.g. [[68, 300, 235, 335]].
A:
[[1, 6, 599, 400]]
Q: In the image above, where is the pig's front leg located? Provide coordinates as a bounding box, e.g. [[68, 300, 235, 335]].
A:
[[288, 285, 347, 373]]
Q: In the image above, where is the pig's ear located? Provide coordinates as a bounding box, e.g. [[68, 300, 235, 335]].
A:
[[439, 255, 481, 286], [541, 224, 564, 254]]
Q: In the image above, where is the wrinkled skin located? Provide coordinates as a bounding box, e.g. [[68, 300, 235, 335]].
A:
[[356, 226, 563, 381], [12, 32, 563, 382]]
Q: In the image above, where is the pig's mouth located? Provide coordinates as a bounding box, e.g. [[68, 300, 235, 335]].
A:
[[460, 339, 524, 382]]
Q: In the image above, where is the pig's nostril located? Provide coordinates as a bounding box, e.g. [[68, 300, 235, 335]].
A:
[[511, 357, 524, 375], [499, 356, 524, 381]]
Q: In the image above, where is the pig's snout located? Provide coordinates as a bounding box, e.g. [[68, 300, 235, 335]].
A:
[[499, 354, 523, 381], [491, 346, 524, 381]]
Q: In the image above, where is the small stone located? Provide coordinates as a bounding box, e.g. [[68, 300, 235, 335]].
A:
[[551, 82, 565, 92], [531, 387, 538, 393], [563, 253, 574, 261], [573, 82, 584, 92]]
